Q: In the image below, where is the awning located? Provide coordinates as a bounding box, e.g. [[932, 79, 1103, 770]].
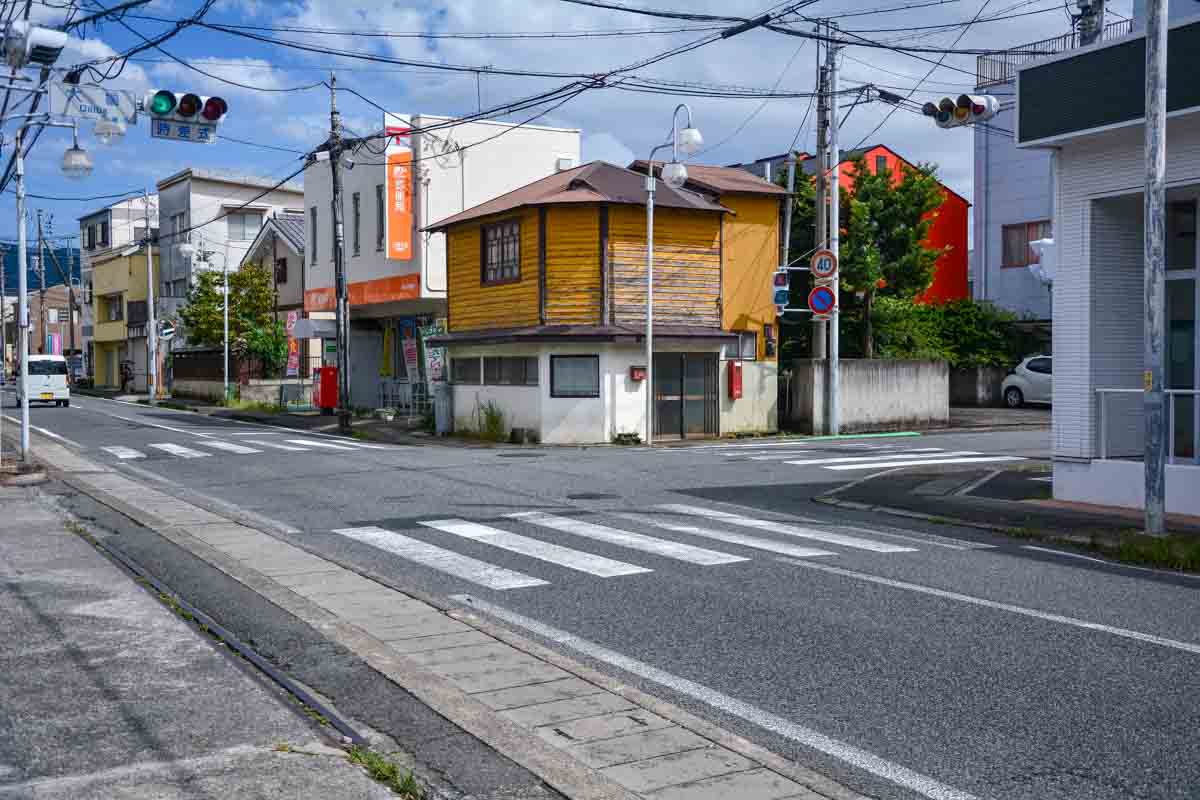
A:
[[290, 318, 336, 339]]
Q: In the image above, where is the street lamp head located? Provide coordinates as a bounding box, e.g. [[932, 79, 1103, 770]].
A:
[[661, 161, 688, 189], [176, 241, 196, 258], [676, 126, 703, 156], [93, 118, 126, 146], [61, 144, 93, 180]]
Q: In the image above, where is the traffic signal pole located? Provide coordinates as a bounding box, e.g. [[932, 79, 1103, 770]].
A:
[[144, 188, 157, 406], [812, 39, 828, 361], [827, 21, 841, 436], [328, 74, 352, 434], [15, 127, 30, 462]]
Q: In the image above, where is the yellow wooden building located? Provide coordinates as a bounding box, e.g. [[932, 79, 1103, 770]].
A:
[[426, 161, 784, 444], [90, 247, 159, 391]]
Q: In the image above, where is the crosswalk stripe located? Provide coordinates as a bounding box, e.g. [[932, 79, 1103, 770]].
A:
[[657, 505, 917, 554], [825, 455, 1027, 471], [101, 446, 144, 460], [147, 443, 210, 459], [194, 440, 263, 455], [241, 439, 309, 452], [781, 450, 974, 466], [615, 513, 836, 559], [285, 438, 356, 451], [420, 519, 652, 578], [750, 447, 942, 462], [508, 512, 749, 566], [332, 526, 548, 590]]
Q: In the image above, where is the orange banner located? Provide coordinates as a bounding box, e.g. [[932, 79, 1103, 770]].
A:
[[304, 275, 421, 312], [387, 149, 413, 261]]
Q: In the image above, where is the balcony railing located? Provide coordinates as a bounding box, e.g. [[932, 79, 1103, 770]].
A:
[[1096, 388, 1199, 464], [976, 19, 1134, 88]]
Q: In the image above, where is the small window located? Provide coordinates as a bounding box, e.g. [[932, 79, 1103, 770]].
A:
[[738, 331, 757, 361], [99, 221, 110, 247], [84, 225, 96, 250], [874, 155, 888, 175], [352, 192, 361, 257], [1001, 220, 1051, 268], [1026, 357, 1052, 375], [375, 183, 385, 251], [310, 207, 318, 266], [484, 356, 538, 386], [550, 355, 599, 398], [227, 211, 263, 242], [451, 357, 481, 385], [28, 360, 68, 376], [481, 219, 521, 284], [275, 257, 288, 285]]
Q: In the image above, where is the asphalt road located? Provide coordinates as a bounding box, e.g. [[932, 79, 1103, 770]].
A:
[[8, 391, 1199, 800]]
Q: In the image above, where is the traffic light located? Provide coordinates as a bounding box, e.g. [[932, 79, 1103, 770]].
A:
[[922, 94, 998, 129], [146, 90, 228, 124], [773, 270, 790, 313]]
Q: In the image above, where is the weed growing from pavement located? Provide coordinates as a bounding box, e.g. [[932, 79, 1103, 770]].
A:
[[349, 746, 423, 798]]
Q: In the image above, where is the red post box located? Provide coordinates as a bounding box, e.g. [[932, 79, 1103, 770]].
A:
[[316, 366, 338, 413], [727, 360, 742, 400]]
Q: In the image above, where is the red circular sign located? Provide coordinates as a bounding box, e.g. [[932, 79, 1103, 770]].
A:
[[808, 285, 836, 315], [810, 249, 838, 279]]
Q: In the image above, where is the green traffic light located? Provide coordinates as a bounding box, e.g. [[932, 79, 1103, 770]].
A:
[[150, 90, 175, 115]]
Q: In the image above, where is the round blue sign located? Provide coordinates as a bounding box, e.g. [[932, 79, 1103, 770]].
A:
[[808, 286, 836, 314]]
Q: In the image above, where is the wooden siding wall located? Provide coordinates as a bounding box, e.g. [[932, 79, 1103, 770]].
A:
[[447, 208, 541, 332], [544, 205, 601, 325], [608, 205, 722, 327], [721, 195, 781, 360]]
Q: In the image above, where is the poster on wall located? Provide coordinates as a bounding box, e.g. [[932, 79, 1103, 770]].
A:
[[383, 113, 414, 262], [285, 311, 300, 377], [420, 318, 446, 384], [400, 320, 420, 383]]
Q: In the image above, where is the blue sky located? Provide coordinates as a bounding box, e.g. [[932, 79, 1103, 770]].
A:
[[0, 0, 1139, 246]]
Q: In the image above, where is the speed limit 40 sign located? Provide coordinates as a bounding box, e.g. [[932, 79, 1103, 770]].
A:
[[810, 249, 838, 280]]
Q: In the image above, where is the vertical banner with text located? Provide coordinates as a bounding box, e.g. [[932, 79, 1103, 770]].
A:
[[385, 120, 414, 262], [285, 311, 300, 378]]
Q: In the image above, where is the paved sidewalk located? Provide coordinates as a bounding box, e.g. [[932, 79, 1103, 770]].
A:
[[0, 482, 394, 799], [24, 432, 864, 800]]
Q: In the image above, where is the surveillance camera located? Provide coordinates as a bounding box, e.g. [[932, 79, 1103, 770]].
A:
[[342, 154, 355, 170]]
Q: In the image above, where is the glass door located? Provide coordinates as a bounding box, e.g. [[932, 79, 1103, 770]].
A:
[[1167, 278, 1196, 461], [654, 354, 683, 439]]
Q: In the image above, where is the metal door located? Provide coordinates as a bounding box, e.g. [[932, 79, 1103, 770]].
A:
[[654, 353, 718, 439]]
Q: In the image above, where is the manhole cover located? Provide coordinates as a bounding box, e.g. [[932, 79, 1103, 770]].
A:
[[567, 493, 618, 500], [497, 452, 545, 458]]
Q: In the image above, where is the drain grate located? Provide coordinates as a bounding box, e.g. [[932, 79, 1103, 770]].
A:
[[567, 493, 618, 500], [497, 452, 546, 458]]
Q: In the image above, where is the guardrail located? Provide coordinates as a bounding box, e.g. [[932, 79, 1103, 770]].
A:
[[1096, 388, 1198, 462], [976, 19, 1133, 88]]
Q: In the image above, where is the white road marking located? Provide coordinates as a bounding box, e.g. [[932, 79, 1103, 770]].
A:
[[453, 595, 980, 800], [0, 415, 83, 448], [824, 456, 1027, 471], [241, 439, 309, 452], [1021, 545, 1200, 579], [671, 436, 922, 451], [779, 558, 1200, 655], [1030, 476, 1053, 483], [658, 504, 916, 554], [147, 443, 210, 459], [332, 526, 548, 590], [509, 511, 749, 566], [193, 440, 263, 455], [420, 519, 652, 578], [745, 445, 919, 460], [778, 449, 967, 466], [101, 446, 144, 460], [67, 406, 217, 437], [285, 438, 356, 451], [615, 513, 836, 559]]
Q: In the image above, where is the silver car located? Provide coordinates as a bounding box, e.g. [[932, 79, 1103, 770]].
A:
[[1002, 355, 1052, 408]]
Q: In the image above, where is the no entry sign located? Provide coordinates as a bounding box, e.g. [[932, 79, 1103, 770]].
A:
[[808, 285, 836, 315]]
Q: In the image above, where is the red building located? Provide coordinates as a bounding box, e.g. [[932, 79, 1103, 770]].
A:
[[798, 144, 971, 304]]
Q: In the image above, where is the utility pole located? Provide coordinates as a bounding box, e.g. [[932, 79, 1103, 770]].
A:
[[1143, 0, 1167, 535], [827, 20, 841, 436], [44, 243, 77, 371], [813, 47, 829, 362], [328, 73, 352, 434], [15, 127, 30, 462], [0, 245, 6, 383], [144, 188, 158, 406], [1076, 0, 1106, 46], [36, 210, 45, 354]]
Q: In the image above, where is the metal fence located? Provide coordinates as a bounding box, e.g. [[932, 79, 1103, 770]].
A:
[[975, 20, 1134, 88], [379, 378, 432, 421]]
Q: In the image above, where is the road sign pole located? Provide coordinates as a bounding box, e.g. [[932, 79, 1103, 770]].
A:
[[827, 23, 841, 436]]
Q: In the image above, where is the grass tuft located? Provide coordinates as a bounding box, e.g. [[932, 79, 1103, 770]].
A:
[[348, 747, 423, 798]]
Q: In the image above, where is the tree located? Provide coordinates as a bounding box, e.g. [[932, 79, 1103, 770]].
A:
[[177, 261, 287, 376], [778, 154, 949, 358]]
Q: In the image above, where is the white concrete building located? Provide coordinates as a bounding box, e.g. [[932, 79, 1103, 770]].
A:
[[155, 168, 304, 338], [1017, 13, 1200, 515], [79, 195, 157, 378], [303, 113, 580, 411]]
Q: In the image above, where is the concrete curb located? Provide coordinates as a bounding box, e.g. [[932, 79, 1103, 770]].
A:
[[22, 426, 867, 800]]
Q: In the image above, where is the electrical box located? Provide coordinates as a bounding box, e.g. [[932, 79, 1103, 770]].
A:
[[727, 360, 742, 400]]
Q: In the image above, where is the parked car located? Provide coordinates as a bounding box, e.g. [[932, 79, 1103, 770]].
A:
[[15, 354, 71, 407], [1002, 355, 1052, 408]]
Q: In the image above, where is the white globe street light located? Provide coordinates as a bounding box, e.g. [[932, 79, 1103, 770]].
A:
[[676, 126, 703, 156], [661, 161, 688, 189], [93, 118, 126, 146], [61, 127, 92, 179]]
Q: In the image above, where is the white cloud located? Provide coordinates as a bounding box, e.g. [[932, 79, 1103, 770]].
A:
[[582, 132, 634, 166]]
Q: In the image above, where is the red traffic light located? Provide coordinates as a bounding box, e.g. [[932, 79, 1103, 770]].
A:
[[201, 96, 227, 122], [773, 270, 789, 287], [177, 93, 201, 117]]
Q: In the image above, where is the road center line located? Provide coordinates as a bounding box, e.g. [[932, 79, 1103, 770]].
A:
[[777, 558, 1200, 655], [452, 594, 981, 800], [1, 415, 82, 448]]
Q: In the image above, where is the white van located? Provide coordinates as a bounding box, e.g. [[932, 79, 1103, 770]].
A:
[[17, 355, 71, 407]]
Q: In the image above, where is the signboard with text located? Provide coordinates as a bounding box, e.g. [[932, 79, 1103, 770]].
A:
[[150, 118, 217, 144], [383, 113, 414, 262], [49, 82, 138, 124]]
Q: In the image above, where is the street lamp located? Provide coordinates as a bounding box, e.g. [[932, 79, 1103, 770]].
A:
[[61, 125, 92, 179], [93, 118, 126, 146], [643, 103, 701, 447]]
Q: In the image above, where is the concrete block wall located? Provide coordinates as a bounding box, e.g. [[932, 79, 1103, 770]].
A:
[[786, 359, 949, 434]]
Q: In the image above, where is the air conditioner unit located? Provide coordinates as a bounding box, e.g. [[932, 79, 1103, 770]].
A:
[[556, 156, 578, 172]]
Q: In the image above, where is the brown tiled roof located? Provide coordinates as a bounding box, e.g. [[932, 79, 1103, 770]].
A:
[[628, 160, 787, 196], [423, 161, 729, 232]]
